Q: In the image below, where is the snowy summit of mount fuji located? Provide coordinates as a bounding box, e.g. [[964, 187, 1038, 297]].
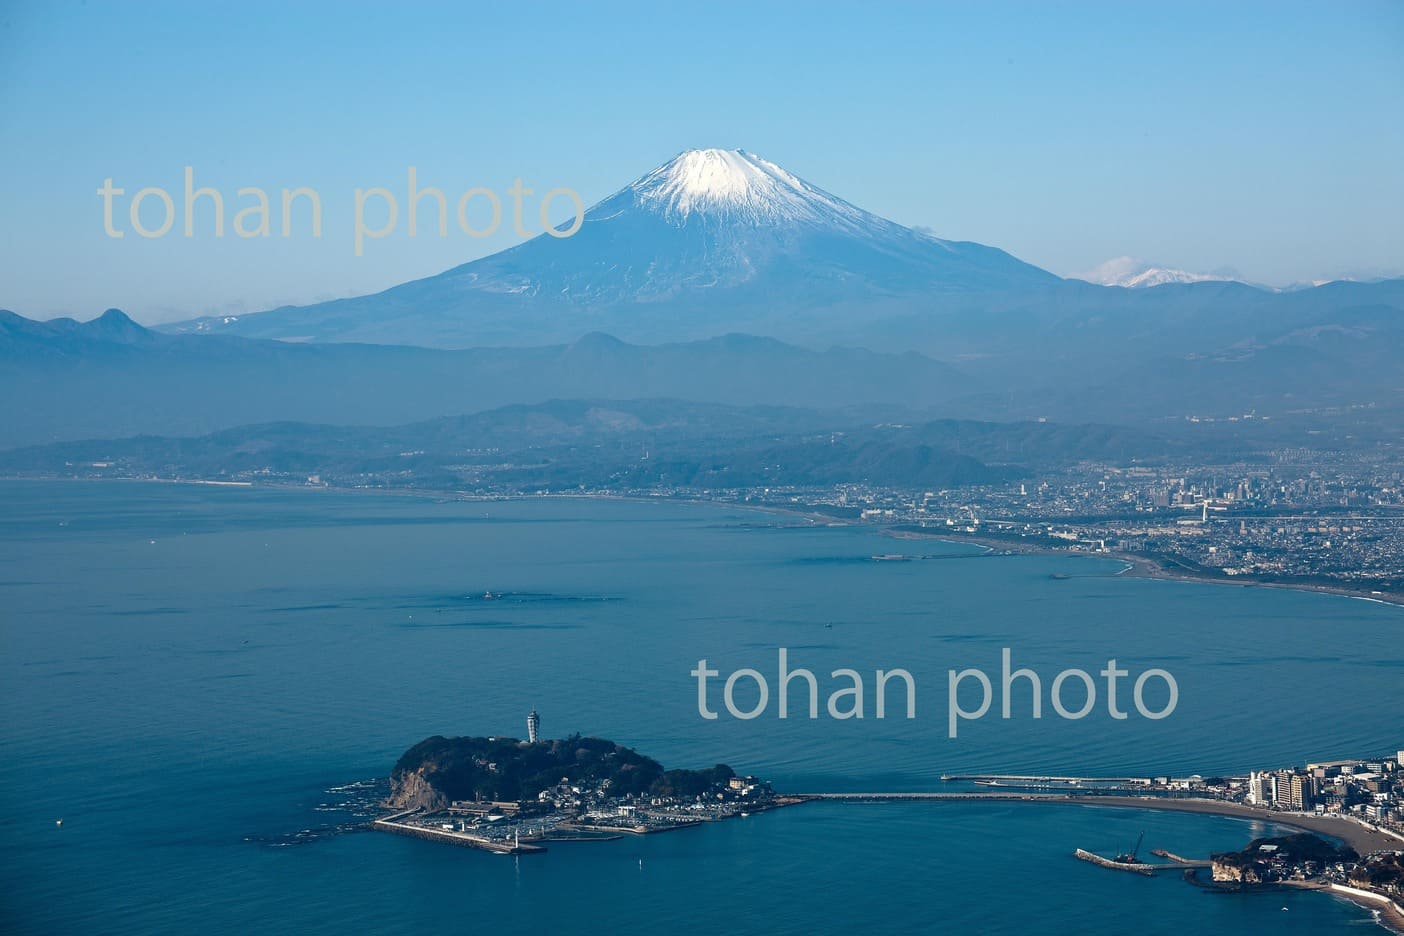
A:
[[626, 148, 874, 229]]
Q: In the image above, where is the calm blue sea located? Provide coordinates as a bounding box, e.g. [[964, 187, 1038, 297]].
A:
[[2, 480, 1399, 934]]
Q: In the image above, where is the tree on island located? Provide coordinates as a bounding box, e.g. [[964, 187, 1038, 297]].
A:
[[392, 734, 737, 803]]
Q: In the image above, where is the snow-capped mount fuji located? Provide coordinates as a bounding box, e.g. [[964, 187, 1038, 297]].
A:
[[630, 148, 880, 228], [166, 148, 1060, 348]]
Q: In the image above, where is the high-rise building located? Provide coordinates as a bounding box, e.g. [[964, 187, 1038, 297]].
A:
[[527, 709, 540, 744], [1248, 771, 1268, 806], [1283, 773, 1314, 810]]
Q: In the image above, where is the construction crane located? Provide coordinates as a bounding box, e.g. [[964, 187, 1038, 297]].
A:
[[1115, 831, 1146, 864]]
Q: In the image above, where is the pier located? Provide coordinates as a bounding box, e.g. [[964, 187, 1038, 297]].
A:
[[937, 773, 1208, 787], [940, 774, 1151, 784], [1150, 848, 1202, 864], [794, 791, 1098, 803]]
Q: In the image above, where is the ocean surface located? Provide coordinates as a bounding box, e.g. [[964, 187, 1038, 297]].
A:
[[2, 480, 1400, 934]]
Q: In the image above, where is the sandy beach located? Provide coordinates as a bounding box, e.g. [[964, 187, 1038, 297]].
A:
[[887, 526, 1404, 609], [1052, 795, 1403, 856]]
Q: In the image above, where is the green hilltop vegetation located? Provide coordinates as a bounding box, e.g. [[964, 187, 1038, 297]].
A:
[[393, 734, 737, 802], [1211, 832, 1358, 868]]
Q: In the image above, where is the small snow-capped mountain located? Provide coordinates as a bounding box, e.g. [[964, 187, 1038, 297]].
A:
[[165, 148, 1059, 348], [1072, 256, 1237, 289]]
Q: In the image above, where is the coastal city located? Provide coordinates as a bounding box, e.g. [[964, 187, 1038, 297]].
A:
[[700, 451, 1404, 600]]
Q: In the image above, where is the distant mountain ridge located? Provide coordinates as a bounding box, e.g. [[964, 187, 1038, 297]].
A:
[[7, 289, 1404, 449], [0, 308, 968, 448], [0, 396, 1178, 492]]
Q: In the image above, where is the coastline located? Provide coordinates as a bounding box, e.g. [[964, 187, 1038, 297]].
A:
[[800, 792, 1404, 932], [885, 525, 1404, 610], [1015, 796, 1404, 933], [4, 476, 1399, 611], [1319, 884, 1404, 935], [798, 792, 1401, 857], [1046, 795, 1403, 857], [1279, 881, 1404, 935]]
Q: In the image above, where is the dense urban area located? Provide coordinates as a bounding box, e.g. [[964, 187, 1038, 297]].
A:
[[779, 450, 1404, 598]]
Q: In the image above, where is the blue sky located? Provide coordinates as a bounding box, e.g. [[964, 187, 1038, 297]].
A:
[[1, 0, 1401, 322]]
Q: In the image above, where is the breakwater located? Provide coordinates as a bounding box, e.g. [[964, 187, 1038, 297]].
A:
[[1074, 848, 1156, 875], [373, 815, 546, 854]]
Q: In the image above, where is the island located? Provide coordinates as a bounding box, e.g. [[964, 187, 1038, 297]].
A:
[[375, 732, 800, 854]]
